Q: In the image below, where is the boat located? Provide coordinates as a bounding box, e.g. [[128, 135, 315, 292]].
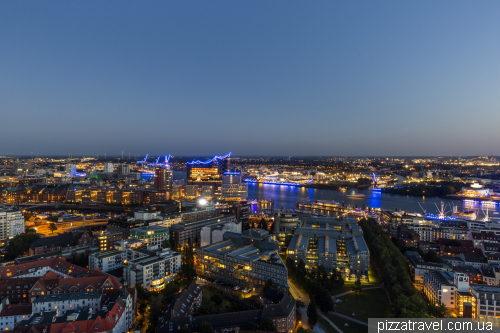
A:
[[346, 190, 365, 198], [339, 187, 347, 192], [453, 210, 477, 220]]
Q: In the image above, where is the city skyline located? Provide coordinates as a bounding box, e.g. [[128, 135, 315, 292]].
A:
[[2, 2, 500, 156]]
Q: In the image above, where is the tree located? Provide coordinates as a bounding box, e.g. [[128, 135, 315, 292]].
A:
[[138, 300, 147, 314], [23, 211, 35, 221], [161, 238, 171, 249], [25, 227, 36, 233], [169, 237, 177, 252], [198, 297, 217, 315], [352, 277, 362, 297], [329, 269, 344, 292], [210, 293, 223, 305], [177, 327, 191, 333], [49, 223, 58, 234], [243, 321, 259, 331], [307, 300, 318, 327], [146, 293, 164, 333], [446, 239, 462, 247], [359, 218, 429, 317], [183, 238, 194, 266], [317, 288, 334, 313], [199, 322, 214, 333], [263, 278, 275, 292], [161, 281, 181, 307], [297, 328, 315, 333], [259, 218, 268, 230], [285, 257, 296, 278], [424, 251, 443, 263], [428, 300, 447, 318], [178, 264, 197, 283], [260, 317, 277, 332], [78, 252, 88, 268], [295, 300, 306, 308], [6, 232, 40, 260]]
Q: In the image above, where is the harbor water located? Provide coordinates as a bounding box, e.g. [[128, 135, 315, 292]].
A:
[[172, 171, 499, 216]]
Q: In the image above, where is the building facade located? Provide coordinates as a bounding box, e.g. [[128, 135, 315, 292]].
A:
[[196, 229, 289, 289], [288, 215, 370, 281], [0, 207, 25, 242], [130, 225, 169, 248]]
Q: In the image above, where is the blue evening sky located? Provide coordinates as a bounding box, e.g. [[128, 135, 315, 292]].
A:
[[1, 1, 500, 156]]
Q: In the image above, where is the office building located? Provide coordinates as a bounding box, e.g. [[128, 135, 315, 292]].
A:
[[196, 228, 289, 289]]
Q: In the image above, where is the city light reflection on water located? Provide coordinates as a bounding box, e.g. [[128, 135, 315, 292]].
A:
[[170, 171, 499, 216], [247, 183, 499, 215]]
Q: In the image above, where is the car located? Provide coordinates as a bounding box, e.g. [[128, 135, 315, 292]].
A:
[[233, 286, 240, 291]]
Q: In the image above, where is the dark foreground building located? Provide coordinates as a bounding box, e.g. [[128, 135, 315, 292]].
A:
[[158, 287, 295, 333]]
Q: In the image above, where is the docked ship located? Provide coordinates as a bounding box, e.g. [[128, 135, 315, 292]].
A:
[[453, 210, 477, 220]]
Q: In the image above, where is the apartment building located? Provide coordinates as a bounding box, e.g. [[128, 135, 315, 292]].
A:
[[0, 207, 25, 242], [169, 215, 237, 249], [196, 229, 288, 289], [287, 215, 370, 281]]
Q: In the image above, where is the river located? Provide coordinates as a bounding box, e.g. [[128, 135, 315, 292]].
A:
[[172, 171, 499, 216], [246, 183, 499, 216]]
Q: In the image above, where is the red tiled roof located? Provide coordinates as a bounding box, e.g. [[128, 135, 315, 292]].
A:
[[0, 257, 122, 289], [0, 303, 32, 317]]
